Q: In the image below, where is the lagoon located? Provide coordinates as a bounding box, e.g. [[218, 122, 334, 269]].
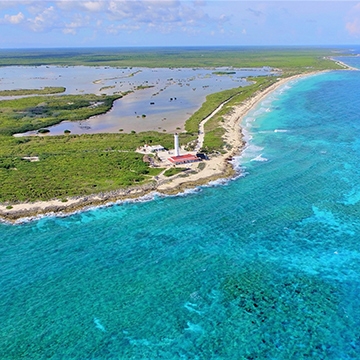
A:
[[0, 65, 273, 135]]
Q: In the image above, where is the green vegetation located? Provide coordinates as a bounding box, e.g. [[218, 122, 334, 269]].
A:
[[184, 75, 283, 153], [212, 71, 236, 75], [185, 87, 240, 134], [37, 129, 50, 134], [0, 47, 341, 72], [163, 167, 185, 177], [0, 132, 194, 202], [200, 76, 278, 153], [136, 85, 155, 90], [0, 87, 66, 96], [0, 93, 121, 135], [185, 76, 277, 135], [99, 85, 115, 91]]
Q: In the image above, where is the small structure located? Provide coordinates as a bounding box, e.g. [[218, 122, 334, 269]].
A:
[[169, 153, 200, 165], [196, 153, 209, 160], [146, 144, 165, 152], [22, 156, 40, 162]]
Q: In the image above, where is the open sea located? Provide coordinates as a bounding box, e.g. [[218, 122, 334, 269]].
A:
[[2, 57, 360, 359]]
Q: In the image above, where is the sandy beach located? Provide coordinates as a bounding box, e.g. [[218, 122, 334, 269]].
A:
[[330, 58, 359, 71], [0, 71, 340, 222]]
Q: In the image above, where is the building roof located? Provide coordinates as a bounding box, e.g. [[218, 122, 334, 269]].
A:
[[168, 154, 199, 164], [147, 145, 165, 152]]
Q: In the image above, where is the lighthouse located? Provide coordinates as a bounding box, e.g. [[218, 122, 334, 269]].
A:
[[174, 133, 180, 156], [168, 133, 199, 165]]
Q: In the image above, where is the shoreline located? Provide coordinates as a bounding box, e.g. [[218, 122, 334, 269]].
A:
[[329, 57, 359, 71], [0, 71, 335, 223]]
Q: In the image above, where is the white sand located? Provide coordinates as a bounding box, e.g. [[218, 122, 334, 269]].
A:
[[156, 73, 310, 191]]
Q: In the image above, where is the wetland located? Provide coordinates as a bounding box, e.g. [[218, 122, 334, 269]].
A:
[[0, 65, 272, 135]]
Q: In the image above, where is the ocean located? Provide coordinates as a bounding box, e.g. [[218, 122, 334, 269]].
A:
[[2, 60, 360, 358]]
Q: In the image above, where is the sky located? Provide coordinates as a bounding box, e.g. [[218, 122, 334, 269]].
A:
[[1, 1, 360, 48]]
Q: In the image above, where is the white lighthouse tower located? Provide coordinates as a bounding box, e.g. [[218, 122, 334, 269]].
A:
[[168, 132, 199, 165], [174, 133, 180, 156]]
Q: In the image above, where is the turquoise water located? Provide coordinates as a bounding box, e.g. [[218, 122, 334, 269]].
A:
[[2, 68, 360, 358]]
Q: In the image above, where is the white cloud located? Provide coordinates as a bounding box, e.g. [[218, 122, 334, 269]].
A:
[[63, 16, 89, 35], [28, 6, 56, 31], [105, 23, 141, 35], [346, 2, 360, 36], [63, 27, 76, 34], [82, 1, 105, 12], [346, 19, 360, 36], [3, 11, 25, 24], [0, 0, 229, 38], [55, 0, 105, 12]]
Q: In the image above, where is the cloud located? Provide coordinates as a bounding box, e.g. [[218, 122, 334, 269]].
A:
[[354, 3, 360, 11], [105, 23, 141, 35], [55, 0, 108, 12], [82, 1, 105, 12], [106, 1, 183, 23], [346, 2, 360, 36], [28, 6, 57, 32], [218, 13, 229, 23], [100, 0, 222, 37], [247, 8, 263, 17], [3, 11, 25, 24], [62, 27, 76, 34], [346, 19, 360, 36], [0, 0, 250, 46], [0, 0, 229, 38], [63, 14, 90, 35]]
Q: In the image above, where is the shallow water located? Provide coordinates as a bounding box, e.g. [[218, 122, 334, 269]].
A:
[[1, 65, 271, 135], [2, 65, 360, 358]]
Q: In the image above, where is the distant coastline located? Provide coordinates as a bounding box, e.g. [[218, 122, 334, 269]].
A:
[[329, 58, 359, 71]]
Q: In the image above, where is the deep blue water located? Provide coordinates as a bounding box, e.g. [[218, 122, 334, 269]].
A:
[[2, 63, 360, 358]]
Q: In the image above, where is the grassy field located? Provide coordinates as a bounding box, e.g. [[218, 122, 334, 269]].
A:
[[0, 47, 343, 204], [0, 87, 66, 96], [0, 47, 341, 72], [0, 132, 194, 203]]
